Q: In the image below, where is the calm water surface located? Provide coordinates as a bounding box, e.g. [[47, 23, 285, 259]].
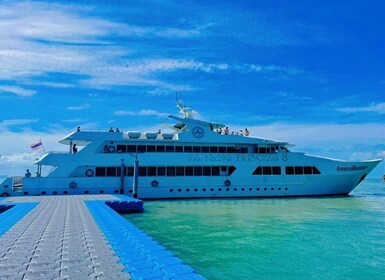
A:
[[125, 179, 385, 280]]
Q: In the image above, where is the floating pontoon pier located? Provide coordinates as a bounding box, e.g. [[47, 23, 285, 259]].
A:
[[0, 195, 205, 280]]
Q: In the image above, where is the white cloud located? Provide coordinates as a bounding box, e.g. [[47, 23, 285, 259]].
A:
[[0, 85, 36, 96], [0, 0, 305, 92], [337, 102, 385, 114], [0, 119, 39, 129], [0, 129, 67, 176], [67, 103, 90, 110], [247, 122, 385, 144], [114, 109, 168, 117]]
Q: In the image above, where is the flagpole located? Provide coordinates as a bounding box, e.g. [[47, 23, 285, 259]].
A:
[[40, 139, 46, 154]]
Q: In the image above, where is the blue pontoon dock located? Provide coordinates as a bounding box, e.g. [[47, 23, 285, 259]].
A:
[[0, 195, 205, 279]]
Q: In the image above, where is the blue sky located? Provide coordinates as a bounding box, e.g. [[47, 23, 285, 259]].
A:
[[0, 0, 384, 176]]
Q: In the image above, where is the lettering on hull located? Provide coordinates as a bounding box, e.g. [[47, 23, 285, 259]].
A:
[[336, 165, 367, 172]]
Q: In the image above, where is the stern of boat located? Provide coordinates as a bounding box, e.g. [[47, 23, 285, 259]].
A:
[[0, 177, 24, 197]]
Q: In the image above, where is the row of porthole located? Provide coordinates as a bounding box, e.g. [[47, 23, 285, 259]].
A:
[[169, 187, 289, 192], [25, 189, 121, 196]]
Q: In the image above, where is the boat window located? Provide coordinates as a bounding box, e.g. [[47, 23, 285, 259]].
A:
[[95, 167, 106, 177], [218, 147, 226, 153], [166, 146, 175, 152], [95, 165, 237, 177], [117, 145, 126, 153], [253, 166, 281, 175], [312, 166, 321, 174], [185, 166, 193, 176], [194, 166, 202, 176], [126, 167, 134, 176], [227, 147, 235, 153], [147, 145, 156, 152], [202, 146, 210, 153], [167, 167, 175, 176], [210, 146, 218, 153], [193, 146, 201, 153], [266, 147, 271, 154], [148, 167, 156, 176], [228, 166, 236, 175], [240, 147, 248, 153], [270, 146, 276, 153], [157, 167, 166, 176], [203, 166, 211, 176], [263, 166, 272, 175], [259, 147, 267, 154], [253, 146, 259, 153], [106, 167, 117, 176], [137, 145, 146, 153], [295, 166, 304, 175], [184, 146, 193, 153], [176, 167, 184, 176], [281, 146, 290, 153], [127, 145, 136, 153], [272, 166, 281, 175], [220, 166, 228, 175], [175, 146, 183, 153], [139, 167, 147, 176], [252, 167, 262, 175], [286, 166, 294, 175], [304, 166, 312, 175], [212, 166, 220, 176], [157, 146, 165, 152]]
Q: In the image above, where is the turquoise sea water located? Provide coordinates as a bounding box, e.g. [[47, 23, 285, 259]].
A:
[[125, 178, 385, 280]]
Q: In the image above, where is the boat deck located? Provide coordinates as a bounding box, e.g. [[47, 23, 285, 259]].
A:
[[0, 195, 205, 280]]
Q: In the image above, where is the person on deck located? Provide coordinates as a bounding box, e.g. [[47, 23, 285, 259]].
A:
[[72, 144, 78, 154], [25, 169, 31, 178], [244, 128, 249, 136]]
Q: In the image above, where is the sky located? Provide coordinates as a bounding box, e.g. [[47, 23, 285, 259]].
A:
[[0, 0, 384, 177]]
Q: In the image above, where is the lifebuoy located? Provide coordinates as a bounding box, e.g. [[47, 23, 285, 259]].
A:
[[151, 180, 159, 187], [85, 169, 94, 177], [0, 192, 9, 197], [107, 145, 115, 153], [69, 182, 77, 188], [224, 180, 231, 187]]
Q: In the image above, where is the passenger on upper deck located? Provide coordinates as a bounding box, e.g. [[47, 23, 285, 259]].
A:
[[25, 169, 31, 178], [158, 129, 161, 134], [244, 128, 249, 136], [217, 128, 222, 134], [224, 127, 229, 135], [115, 128, 120, 132], [76, 126, 80, 131], [72, 144, 78, 154], [109, 127, 114, 132]]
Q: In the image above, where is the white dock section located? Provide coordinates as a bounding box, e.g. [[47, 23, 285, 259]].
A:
[[0, 195, 131, 279]]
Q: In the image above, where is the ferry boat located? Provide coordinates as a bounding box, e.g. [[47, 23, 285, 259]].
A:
[[0, 101, 382, 198]]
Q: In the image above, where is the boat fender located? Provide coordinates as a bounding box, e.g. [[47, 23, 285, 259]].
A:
[[151, 180, 159, 187], [85, 169, 94, 177], [69, 181, 77, 188], [0, 192, 9, 197], [224, 180, 231, 187], [107, 145, 116, 153]]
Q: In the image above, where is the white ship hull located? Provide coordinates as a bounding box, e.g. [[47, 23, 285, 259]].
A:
[[0, 101, 382, 198]]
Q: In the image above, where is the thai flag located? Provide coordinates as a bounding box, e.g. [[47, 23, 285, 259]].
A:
[[30, 139, 43, 151]]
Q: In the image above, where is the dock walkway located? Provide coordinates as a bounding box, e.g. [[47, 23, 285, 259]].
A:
[[0, 195, 205, 280]]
